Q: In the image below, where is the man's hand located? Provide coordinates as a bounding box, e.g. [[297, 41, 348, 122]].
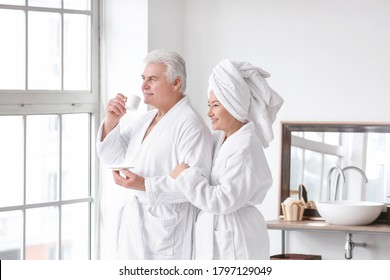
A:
[[101, 93, 127, 140]]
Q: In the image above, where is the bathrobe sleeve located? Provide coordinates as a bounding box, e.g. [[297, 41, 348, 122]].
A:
[[145, 120, 213, 206], [175, 148, 272, 215], [96, 120, 132, 165]]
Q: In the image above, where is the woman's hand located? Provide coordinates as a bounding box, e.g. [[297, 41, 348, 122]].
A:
[[112, 169, 145, 191], [170, 163, 190, 179]]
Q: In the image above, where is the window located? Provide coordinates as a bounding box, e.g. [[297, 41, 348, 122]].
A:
[[290, 131, 343, 201], [0, 0, 99, 260], [365, 133, 390, 203]]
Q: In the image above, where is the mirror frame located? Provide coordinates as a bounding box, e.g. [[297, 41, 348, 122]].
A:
[[280, 121, 390, 221]]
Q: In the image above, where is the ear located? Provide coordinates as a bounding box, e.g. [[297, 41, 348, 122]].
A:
[[172, 78, 182, 91]]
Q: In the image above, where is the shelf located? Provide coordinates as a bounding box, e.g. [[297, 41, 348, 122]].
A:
[[266, 219, 390, 234]]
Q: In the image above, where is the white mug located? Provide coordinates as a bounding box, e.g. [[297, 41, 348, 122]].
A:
[[125, 94, 141, 111]]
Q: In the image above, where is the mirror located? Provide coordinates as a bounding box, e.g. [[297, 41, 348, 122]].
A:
[[280, 122, 390, 219]]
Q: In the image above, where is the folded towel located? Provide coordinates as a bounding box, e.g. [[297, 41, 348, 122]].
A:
[[208, 59, 284, 148]]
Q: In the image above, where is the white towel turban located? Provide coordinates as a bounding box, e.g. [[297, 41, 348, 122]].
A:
[[208, 59, 284, 148]]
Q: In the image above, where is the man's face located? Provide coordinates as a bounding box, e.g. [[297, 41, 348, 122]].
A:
[[141, 63, 176, 109]]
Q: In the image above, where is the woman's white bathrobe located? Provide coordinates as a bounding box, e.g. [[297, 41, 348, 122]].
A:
[[176, 122, 272, 259], [96, 96, 213, 259]]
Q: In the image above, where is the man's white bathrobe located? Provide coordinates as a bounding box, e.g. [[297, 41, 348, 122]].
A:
[[96, 96, 213, 259], [175, 122, 272, 259]]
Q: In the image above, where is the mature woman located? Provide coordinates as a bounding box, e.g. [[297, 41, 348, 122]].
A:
[[170, 59, 283, 259]]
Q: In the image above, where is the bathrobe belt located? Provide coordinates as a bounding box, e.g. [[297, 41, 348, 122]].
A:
[[118, 195, 145, 259], [195, 212, 215, 259]]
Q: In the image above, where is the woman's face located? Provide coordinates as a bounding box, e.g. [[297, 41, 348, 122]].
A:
[[207, 91, 243, 137]]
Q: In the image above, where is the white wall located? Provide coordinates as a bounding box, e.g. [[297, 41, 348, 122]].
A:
[[101, 0, 390, 259], [148, 0, 185, 53], [99, 0, 149, 259], [181, 0, 390, 259], [100, 0, 148, 103]]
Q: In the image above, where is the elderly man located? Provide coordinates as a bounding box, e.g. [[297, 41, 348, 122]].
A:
[[96, 49, 213, 259]]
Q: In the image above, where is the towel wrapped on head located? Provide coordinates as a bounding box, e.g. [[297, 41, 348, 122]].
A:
[[208, 59, 284, 148]]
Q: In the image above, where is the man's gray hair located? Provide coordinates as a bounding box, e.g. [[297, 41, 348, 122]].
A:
[[143, 49, 186, 93]]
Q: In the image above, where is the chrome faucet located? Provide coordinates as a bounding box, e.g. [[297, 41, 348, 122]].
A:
[[327, 166, 345, 201], [334, 166, 368, 200]]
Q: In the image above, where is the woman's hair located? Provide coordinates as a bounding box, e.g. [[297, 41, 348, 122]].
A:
[[143, 49, 187, 93]]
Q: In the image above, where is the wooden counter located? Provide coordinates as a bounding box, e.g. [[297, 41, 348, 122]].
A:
[[267, 219, 390, 234]]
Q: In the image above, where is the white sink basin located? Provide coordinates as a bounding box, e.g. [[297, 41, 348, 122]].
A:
[[316, 200, 384, 226]]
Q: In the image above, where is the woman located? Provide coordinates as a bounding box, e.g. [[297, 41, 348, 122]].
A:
[[170, 59, 283, 259]]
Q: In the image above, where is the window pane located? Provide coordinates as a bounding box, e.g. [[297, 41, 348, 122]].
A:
[[25, 207, 58, 260], [64, 14, 90, 90], [26, 115, 59, 204], [324, 132, 341, 146], [28, 11, 61, 90], [28, 0, 60, 8], [0, 211, 23, 260], [0, 116, 24, 207], [386, 165, 390, 204], [292, 131, 303, 137], [62, 114, 89, 200], [303, 150, 322, 201], [64, 0, 90, 11], [0, 9, 25, 90], [365, 133, 387, 202], [290, 146, 303, 196], [61, 203, 89, 259], [304, 131, 323, 142], [0, 0, 24, 4]]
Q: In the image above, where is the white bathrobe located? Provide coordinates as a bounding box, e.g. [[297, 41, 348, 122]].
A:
[[96, 96, 213, 259], [175, 122, 272, 259]]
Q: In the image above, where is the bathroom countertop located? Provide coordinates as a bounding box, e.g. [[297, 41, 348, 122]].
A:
[[266, 218, 390, 234]]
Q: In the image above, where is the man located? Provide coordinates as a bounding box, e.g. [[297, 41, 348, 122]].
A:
[[96, 49, 213, 259]]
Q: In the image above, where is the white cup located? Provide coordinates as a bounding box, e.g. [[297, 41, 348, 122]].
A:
[[125, 94, 141, 111]]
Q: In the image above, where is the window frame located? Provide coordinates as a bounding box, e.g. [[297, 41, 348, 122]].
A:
[[0, 1, 100, 260]]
